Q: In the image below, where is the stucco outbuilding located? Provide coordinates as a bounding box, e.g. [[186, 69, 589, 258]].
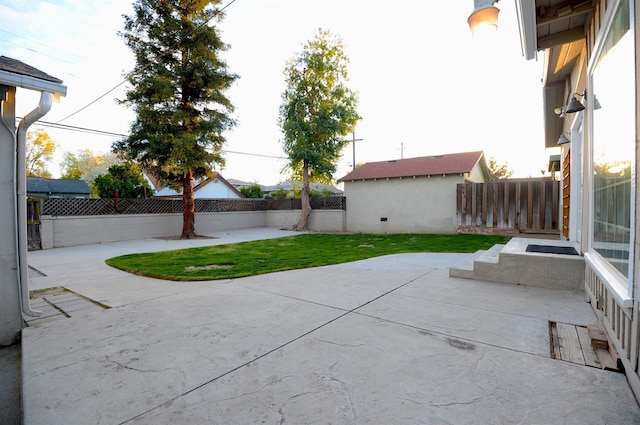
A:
[[338, 150, 489, 234]]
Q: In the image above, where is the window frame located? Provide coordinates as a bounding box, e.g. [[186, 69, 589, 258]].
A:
[[584, 0, 636, 307]]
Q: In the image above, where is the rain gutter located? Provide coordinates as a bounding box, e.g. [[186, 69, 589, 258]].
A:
[[15, 91, 55, 317]]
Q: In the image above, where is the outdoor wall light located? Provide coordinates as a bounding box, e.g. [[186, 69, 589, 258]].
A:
[[593, 94, 602, 110], [468, 0, 500, 35], [564, 89, 601, 113], [557, 133, 571, 145], [565, 91, 586, 113]]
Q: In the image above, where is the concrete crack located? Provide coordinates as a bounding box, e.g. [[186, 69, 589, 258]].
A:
[[105, 356, 148, 373], [430, 397, 483, 407], [312, 337, 365, 348]]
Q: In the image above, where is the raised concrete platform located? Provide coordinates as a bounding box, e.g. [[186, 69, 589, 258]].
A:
[[450, 238, 585, 290]]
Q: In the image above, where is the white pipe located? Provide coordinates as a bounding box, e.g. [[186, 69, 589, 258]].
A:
[[16, 91, 53, 317], [0, 88, 32, 320]]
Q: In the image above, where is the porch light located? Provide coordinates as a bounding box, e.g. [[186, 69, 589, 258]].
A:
[[565, 89, 603, 113], [557, 133, 571, 145], [565, 92, 586, 113], [468, 0, 500, 35]]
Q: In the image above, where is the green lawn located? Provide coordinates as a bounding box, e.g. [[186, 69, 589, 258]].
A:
[[105, 233, 510, 281]]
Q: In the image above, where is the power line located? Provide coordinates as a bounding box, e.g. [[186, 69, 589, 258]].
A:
[[224, 150, 286, 160], [0, 29, 86, 61], [54, 0, 239, 125], [18, 118, 126, 137], [20, 117, 285, 160]]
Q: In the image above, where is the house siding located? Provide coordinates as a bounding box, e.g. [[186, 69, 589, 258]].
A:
[[466, 162, 487, 183], [193, 179, 242, 199], [344, 175, 463, 234], [552, 0, 640, 401]]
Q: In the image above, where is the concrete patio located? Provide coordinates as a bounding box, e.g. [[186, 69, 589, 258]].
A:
[[13, 228, 640, 424]]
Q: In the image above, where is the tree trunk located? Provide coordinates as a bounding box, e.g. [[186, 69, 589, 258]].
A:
[[181, 170, 196, 239], [294, 160, 311, 231]]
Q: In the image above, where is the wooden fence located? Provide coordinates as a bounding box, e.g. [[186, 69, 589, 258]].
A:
[[456, 179, 560, 234]]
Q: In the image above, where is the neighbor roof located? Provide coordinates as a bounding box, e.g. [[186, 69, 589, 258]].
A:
[[338, 151, 485, 182], [152, 172, 244, 198], [27, 177, 91, 195], [262, 181, 343, 195]]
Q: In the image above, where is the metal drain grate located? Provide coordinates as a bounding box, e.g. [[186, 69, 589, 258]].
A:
[[25, 287, 109, 327]]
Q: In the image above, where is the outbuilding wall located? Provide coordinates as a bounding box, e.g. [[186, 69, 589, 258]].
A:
[[343, 175, 463, 234]]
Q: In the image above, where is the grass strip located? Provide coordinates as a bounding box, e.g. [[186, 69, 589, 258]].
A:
[[105, 233, 510, 281]]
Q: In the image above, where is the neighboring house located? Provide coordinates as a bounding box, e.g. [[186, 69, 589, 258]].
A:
[[511, 0, 639, 401], [262, 181, 344, 197], [226, 178, 256, 191], [152, 172, 244, 199], [27, 177, 91, 198], [338, 151, 489, 233]]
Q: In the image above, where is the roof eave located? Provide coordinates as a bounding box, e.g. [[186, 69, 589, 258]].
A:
[[515, 0, 538, 60], [0, 69, 67, 96]]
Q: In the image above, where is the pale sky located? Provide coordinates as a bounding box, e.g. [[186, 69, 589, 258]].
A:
[[1, 0, 553, 185]]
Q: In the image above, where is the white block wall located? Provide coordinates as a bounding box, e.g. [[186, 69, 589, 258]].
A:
[[40, 210, 346, 248]]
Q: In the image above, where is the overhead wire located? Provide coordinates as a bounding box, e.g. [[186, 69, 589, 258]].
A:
[[10, 1, 286, 163], [54, 0, 239, 125], [0, 29, 87, 61], [18, 117, 286, 160]]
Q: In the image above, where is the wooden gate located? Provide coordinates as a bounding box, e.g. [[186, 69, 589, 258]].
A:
[[27, 197, 42, 250], [456, 179, 560, 235]]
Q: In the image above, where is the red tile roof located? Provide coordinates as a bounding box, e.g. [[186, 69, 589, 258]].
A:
[[338, 151, 485, 181]]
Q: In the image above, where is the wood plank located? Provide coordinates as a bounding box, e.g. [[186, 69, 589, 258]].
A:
[[556, 322, 586, 365], [550, 322, 561, 359], [587, 325, 609, 349], [576, 326, 601, 368], [595, 346, 619, 371]]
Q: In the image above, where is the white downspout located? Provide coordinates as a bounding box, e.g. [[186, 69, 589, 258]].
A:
[[16, 91, 54, 317]]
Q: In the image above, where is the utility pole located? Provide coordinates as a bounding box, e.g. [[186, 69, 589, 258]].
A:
[[352, 130, 363, 170]]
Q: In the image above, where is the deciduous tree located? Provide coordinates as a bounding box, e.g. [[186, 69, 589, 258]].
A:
[[487, 157, 514, 181], [93, 162, 154, 199], [279, 28, 359, 231], [239, 183, 263, 199], [115, 0, 237, 238], [25, 130, 56, 178], [60, 149, 121, 191]]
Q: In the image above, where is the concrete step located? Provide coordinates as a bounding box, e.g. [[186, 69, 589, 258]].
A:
[[449, 244, 505, 280], [450, 237, 585, 290], [474, 244, 504, 264]]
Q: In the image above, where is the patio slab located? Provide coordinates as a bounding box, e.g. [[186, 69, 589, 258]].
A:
[[20, 229, 640, 424], [128, 314, 639, 425]]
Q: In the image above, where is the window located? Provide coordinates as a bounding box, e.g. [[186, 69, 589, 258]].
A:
[[589, 0, 635, 283]]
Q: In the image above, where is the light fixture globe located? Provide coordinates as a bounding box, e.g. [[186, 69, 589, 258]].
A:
[[468, 1, 500, 34]]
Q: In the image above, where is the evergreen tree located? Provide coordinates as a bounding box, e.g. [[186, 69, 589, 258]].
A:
[[115, 0, 237, 238]]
